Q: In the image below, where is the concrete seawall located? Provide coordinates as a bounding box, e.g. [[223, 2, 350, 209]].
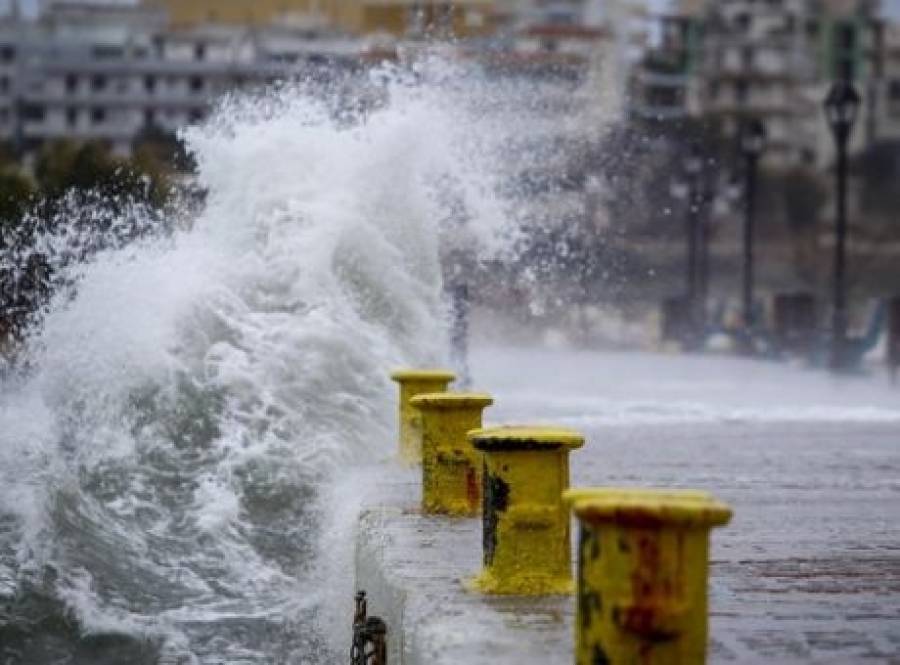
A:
[[353, 422, 900, 663], [355, 349, 900, 663], [354, 477, 572, 664]]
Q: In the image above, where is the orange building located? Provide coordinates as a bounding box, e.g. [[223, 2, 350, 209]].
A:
[[144, 0, 497, 37]]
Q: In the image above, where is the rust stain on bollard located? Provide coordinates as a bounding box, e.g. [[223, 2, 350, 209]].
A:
[[409, 392, 493, 516], [565, 487, 732, 665], [467, 426, 584, 595]]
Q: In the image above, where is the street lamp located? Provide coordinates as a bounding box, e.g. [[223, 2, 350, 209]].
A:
[[670, 146, 705, 347], [739, 118, 766, 342], [684, 146, 704, 343], [823, 79, 860, 370]]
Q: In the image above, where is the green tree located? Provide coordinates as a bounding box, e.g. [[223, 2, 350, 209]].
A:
[[34, 139, 173, 207], [0, 170, 35, 230], [132, 124, 196, 174]]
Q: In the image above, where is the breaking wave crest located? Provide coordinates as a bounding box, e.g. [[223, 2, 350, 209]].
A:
[[0, 58, 536, 663]]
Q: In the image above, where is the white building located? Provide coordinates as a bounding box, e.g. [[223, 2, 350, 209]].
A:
[[0, 1, 364, 155]]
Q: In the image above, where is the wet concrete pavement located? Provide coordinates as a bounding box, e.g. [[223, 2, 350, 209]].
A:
[[356, 348, 900, 663]]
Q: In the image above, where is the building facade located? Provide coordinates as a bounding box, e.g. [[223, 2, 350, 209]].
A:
[[0, 2, 368, 155], [145, 0, 497, 38], [0, 0, 623, 158], [631, 0, 899, 167]]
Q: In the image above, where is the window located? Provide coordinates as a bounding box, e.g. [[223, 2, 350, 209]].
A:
[[736, 80, 749, 104], [784, 13, 796, 34], [65, 74, 77, 93], [742, 47, 754, 70], [806, 19, 819, 38], [0, 77, 8, 94], [91, 107, 106, 124], [839, 23, 856, 50], [144, 109, 156, 126], [889, 80, 900, 101], [91, 75, 107, 92], [22, 104, 45, 122], [189, 76, 204, 93], [92, 45, 123, 60], [66, 107, 77, 127], [0, 46, 15, 62], [195, 43, 206, 61], [189, 107, 205, 123], [145, 75, 157, 93]]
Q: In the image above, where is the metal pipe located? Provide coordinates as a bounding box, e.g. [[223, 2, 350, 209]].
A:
[[831, 130, 849, 370], [743, 152, 757, 333]]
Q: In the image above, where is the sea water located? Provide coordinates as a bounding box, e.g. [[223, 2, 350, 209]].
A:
[[0, 57, 590, 663]]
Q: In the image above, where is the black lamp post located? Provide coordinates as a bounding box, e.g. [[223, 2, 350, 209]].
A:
[[823, 79, 860, 370], [739, 118, 766, 340], [684, 146, 704, 343]]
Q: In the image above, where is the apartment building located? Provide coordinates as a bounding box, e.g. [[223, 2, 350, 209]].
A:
[[631, 0, 899, 167], [0, 2, 366, 155], [0, 0, 628, 159], [870, 16, 900, 142]]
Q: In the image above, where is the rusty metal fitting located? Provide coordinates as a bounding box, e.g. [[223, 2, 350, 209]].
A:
[[389, 369, 455, 465], [565, 487, 733, 665], [466, 426, 584, 595], [351, 591, 387, 665], [409, 392, 494, 516]]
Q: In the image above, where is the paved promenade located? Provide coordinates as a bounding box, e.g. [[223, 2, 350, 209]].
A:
[[356, 348, 900, 663]]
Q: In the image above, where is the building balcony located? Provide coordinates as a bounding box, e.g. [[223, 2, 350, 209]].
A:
[[634, 69, 688, 88], [21, 121, 136, 141], [703, 100, 797, 118], [629, 104, 688, 121], [20, 89, 220, 108]]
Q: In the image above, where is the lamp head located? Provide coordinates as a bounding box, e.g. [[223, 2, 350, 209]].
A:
[[824, 79, 861, 138], [740, 118, 766, 157]]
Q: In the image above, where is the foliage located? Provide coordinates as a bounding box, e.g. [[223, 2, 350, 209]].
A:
[[1, 140, 178, 347], [132, 124, 197, 175], [0, 170, 35, 230], [35, 139, 174, 207]]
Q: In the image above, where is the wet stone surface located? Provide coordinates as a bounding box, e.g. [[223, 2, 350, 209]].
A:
[[356, 421, 900, 664], [357, 349, 900, 663]]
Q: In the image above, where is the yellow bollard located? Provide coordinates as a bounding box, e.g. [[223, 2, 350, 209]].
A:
[[389, 369, 455, 465], [564, 487, 733, 665], [409, 392, 494, 516], [467, 426, 584, 595]]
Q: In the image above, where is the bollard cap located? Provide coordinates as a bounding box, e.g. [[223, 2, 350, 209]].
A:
[[468, 426, 584, 452], [390, 368, 456, 383], [410, 392, 494, 410], [564, 487, 732, 528]]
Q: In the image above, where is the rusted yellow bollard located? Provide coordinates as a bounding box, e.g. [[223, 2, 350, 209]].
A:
[[467, 426, 584, 595], [389, 369, 455, 465], [409, 392, 494, 516], [565, 487, 733, 665]]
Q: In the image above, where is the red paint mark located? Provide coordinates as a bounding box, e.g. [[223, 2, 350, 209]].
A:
[[466, 466, 479, 511]]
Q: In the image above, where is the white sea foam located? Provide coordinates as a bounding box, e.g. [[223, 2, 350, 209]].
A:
[[0, 57, 551, 661]]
